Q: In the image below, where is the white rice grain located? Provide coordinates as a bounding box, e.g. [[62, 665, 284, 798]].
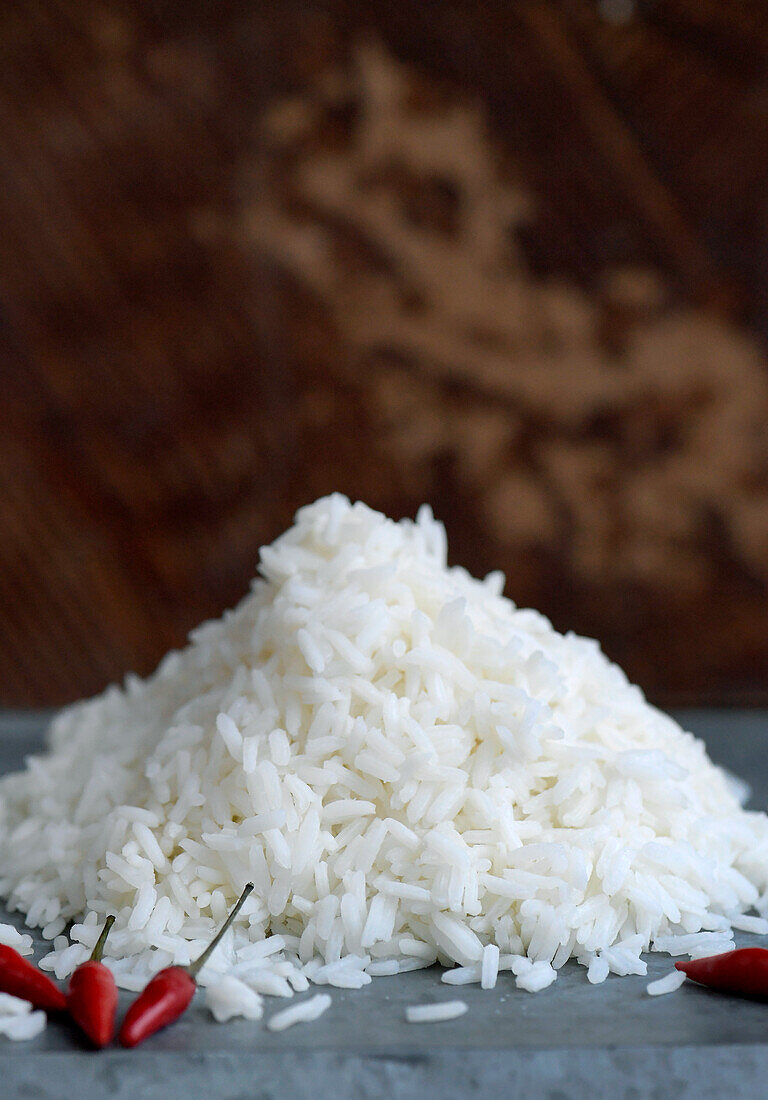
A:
[[206, 976, 264, 1022], [267, 993, 332, 1032], [481, 944, 500, 990], [0, 993, 32, 1016], [0, 1011, 46, 1040], [406, 1001, 468, 1023], [646, 970, 687, 997]]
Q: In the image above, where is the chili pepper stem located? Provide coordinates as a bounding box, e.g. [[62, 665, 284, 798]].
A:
[[186, 883, 254, 979], [90, 915, 115, 964]]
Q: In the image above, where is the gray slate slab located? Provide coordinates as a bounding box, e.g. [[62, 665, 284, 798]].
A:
[[0, 709, 767, 1099]]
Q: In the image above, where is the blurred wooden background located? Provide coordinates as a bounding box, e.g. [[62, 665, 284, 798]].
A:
[[2, 0, 768, 706]]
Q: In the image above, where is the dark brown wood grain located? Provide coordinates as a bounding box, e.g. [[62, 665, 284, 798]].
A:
[[1, 0, 768, 707]]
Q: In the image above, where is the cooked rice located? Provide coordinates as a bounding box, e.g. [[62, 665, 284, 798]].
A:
[[0, 1011, 46, 1041], [0, 495, 767, 1004], [267, 993, 331, 1031], [406, 1000, 468, 1023], [481, 943, 500, 989], [441, 964, 481, 986], [0, 990, 46, 1043], [0, 993, 33, 1016], [206, 975, 264, 1022], [0, 924, 33, 956], [646, 970, 687, 996]]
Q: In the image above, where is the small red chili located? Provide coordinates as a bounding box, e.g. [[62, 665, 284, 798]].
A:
[[67, 915, 118, 1047], [119, 882, 254, 1048], [676, 947, 768, 998], [0, 944, 66, 1012]]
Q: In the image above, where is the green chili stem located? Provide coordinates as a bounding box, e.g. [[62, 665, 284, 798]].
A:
[[187, 883, 254, 979], [90, 915, 116, 963]]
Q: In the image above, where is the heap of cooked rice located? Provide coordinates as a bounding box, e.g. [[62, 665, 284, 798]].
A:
[[1, 495, 768, 997]]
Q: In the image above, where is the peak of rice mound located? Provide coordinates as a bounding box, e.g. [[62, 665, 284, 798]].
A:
[[1, 495, 767, 991]]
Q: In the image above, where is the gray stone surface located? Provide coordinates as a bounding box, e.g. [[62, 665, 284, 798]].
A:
[[0, 709, 766, 1098]]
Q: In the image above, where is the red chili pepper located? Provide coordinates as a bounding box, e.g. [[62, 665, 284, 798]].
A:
[[0, 945, 66, 1011], [676, 947, 768, 997], [67, 915, 118, 1047], [119, 882, 254, 1048]]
